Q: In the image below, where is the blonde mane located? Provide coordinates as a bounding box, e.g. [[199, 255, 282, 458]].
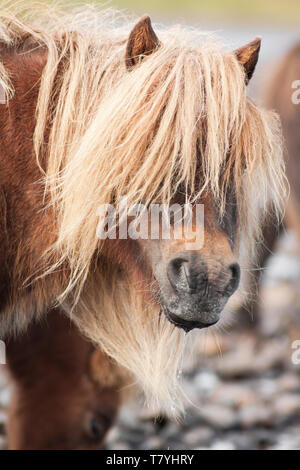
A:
[[0, 2, 286, 414]]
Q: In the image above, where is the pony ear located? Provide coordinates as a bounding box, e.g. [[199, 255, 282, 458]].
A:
[[125, 16, 160, 70], [234, 37, 261, 83]]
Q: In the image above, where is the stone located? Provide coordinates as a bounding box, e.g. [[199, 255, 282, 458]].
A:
[[0, 388, 9, 408], [239, 404, 273, 428], [0, 435, 6, 450], [198, 404, 237, 430], [142, 436, 163, 450], [210, 383, 259, 408], [210, 440, 236, 450], [0, 410, 6, 435], [277, 374, 300, 394], [273, 394, 300, 418], [184, 426, 214, 447], [107, 442, 131, 450], [194, 370, 219, 395]]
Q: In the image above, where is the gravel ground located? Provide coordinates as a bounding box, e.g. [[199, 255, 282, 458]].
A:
[[1, 231, 300, 450]]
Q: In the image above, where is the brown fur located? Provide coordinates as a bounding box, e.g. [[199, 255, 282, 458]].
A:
[[6, 310, 121, 450], [0, 42, 66, 329], [0, 39, 123, 450]]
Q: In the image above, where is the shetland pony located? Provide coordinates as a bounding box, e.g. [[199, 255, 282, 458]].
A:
[[0, 4, 285, 448], [239, 42, 300, 320]]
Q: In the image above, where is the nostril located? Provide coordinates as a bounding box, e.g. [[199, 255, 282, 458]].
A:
[[167, 257, 190, 292], [230, 262, 240, 283], [226, 262, 240, 295]]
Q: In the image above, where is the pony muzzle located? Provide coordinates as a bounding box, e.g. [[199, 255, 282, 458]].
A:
[[159, 252, 240, 332]]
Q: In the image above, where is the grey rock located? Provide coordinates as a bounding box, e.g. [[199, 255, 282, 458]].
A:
[[194, 370, 219, 395], [198, 404, 238, 430], [210, 383, 259, 408], [239, 404, 273, 428], [142, 436, 164, 450], [0, 388, 9, 408], [277, 373, 300, 394], [107, 442, 131, 450], [273, 393, 300, 418], [184, 426, 214, 447], [0, 435, 6, 450], [210, 440, 236, 450], [0, 410, 6, 435]]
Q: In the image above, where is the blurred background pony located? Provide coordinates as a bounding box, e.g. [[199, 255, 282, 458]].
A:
[[0, 3, 285, 448], [238, 42, 300, 324]]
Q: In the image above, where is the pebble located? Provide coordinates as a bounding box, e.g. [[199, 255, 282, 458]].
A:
[[0, 410, 6, 435], [273, 394, 300, 418], [0, 435, 6, 450], [210, 383, 259, 408], [107, 442, 130, 450], [142, 436, 164, 450], [210, 440, 236, 450], [197, 404, 238, 430], [239, 404, 273, 428], [277, 373, 300, 393], [194, 370, 219, 395], [0, 388, 9, 408], [184, 426, 214, 447]]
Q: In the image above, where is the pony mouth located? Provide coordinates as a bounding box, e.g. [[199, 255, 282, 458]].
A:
[[163, 308, 218, 333]]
